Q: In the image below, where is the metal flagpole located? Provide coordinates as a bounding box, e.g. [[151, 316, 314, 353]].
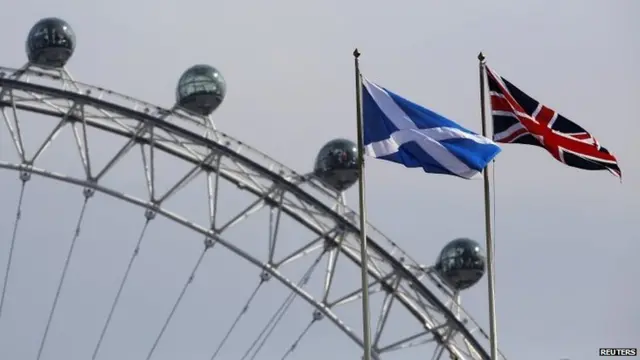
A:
[[477, 52, 499, 360], [353, 48, 373, 360]]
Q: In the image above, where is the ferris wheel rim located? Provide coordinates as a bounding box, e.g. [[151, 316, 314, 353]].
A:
[[0, 73, 493, 360], [0, 64, 430, 273], [0, 160, 372, 351]]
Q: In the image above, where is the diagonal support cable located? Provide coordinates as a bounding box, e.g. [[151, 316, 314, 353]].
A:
[[92, 211, 155, 360], [36, 189, 94, 360], [0, 175, 29, 320], [242, 251, 325, 360], [209, 279, 265, 360], [280, 319, 317, 360], [145, 239, 213, 360]]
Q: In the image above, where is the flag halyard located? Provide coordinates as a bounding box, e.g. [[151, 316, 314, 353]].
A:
[[486, 66, 621, 178]]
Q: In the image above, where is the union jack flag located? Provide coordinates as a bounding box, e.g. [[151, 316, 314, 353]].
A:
[[486, 66, 621, 178]]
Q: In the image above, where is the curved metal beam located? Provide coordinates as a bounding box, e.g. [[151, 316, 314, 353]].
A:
[[0, 161, 368, 352], [0, 99, 440, 349], [0, 77, 490, 360]]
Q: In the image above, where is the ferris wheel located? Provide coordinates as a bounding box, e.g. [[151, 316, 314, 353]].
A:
[[0, 17, 508, 360]]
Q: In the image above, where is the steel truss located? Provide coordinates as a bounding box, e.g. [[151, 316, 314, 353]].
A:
[[0, 65, 506, 360]]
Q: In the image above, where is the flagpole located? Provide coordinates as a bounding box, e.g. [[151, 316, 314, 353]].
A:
[[478, 52, 499, 360], [353, 48, 373, 360]]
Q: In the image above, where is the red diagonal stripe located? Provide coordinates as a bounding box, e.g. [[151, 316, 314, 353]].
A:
[[487, 69, 618, 163], [490, 95, 512, 112], [535, 106, 556, 127]]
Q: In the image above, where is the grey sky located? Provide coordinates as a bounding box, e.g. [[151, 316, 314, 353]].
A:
[[0, 1, 638, 360]]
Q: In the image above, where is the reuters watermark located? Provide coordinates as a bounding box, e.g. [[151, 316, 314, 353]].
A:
[[599, 348, 637, 357]]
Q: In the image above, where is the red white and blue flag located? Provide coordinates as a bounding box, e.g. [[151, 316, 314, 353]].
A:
[[486, 66, 621, 178]]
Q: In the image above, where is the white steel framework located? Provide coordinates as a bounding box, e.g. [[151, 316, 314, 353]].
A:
[[0, 65, 507, 360]]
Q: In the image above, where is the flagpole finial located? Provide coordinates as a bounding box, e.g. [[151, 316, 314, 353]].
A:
[[477, 52, 486, 62], [353, 48, 361, 58]]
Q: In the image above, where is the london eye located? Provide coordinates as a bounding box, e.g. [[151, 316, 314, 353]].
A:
[[0, 18, 507, 360]]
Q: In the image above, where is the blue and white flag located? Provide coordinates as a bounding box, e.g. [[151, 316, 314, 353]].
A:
[[362, 77, 501, 179]]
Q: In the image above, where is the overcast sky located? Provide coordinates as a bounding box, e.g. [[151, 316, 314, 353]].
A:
[[0, 1, 638, 360]]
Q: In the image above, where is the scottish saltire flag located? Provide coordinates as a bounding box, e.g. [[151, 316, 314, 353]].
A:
[[362, 77, 501, 179]]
